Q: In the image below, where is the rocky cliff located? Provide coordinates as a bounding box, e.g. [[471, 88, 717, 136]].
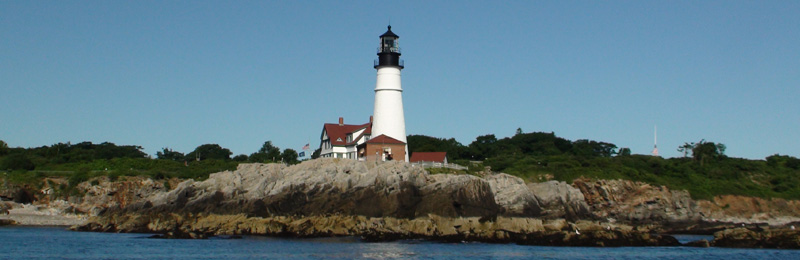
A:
[[65, 159, 706, 246], [573, 178, 701, 224], [698, 195, 800, 225], [5, 158, 800, 247], [105, 159, 504, 218], [2, 159, 718, 226]]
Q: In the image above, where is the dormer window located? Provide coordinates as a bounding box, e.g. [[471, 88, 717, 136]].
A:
[[346, 134, 352, 143]]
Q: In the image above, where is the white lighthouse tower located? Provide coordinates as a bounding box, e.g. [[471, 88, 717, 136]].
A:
[[370, 26, 409, 161]]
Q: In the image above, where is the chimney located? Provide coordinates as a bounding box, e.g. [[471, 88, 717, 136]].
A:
[[338, 117, 344, 126], [369, 115, 373, 123]]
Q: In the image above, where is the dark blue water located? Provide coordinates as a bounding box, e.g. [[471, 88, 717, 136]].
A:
[[1, 227, 798, 259]]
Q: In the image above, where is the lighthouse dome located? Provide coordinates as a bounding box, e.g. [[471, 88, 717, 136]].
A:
[[380, 26, 399, 38]]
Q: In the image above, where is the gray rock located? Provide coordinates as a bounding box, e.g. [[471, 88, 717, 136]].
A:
[[527, 181, 592, 220], [485, 173, 543, 216], [124, 159, 503, 218], [573, 179, 701, 224]]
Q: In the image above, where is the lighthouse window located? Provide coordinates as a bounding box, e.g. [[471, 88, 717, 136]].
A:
[[383, 39, 396, 49]]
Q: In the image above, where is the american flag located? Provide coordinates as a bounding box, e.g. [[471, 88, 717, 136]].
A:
[[302, 143, 310, 150]]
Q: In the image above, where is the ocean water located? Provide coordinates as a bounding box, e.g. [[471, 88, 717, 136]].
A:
[[1, 227, 798, 259]]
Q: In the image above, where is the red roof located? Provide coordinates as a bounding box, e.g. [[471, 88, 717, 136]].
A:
[[365, 134, 405, 144], [409, 152, 447, 163], [322, 122, 371, 146]]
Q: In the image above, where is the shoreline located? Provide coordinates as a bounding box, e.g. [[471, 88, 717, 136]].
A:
[[3, 160, 800, 249], [0, 203, 86, 227], [72, 213, 800, 249], [71, 213, 684, 246]]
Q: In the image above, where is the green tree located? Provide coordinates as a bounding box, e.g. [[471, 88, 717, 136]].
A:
[[94, 142, 147, 159], [618, 147, 632, 156], [407, 135, 468, 159], [185, 144, 232, 161], [0, 140, 8, 156], [311, 148, 321, 159], [506, 132, 572, 156], [281, 148, 299, 164], [1, 153, 35, 170], [691, 140, 726, 166], [156, 148, 185, 161], [259, 141, 281, 160], [469, 134, 498, 159], [232, 154, 248, 162], [766, 154, 800, 169], [788, 157, 800, 170], [677, 142, 694, 158], [250, 141, 281, 162], [571, 139, 617, 157]]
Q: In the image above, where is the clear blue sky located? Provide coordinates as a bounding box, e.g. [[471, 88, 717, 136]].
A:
[[2, 1, 798, 160]]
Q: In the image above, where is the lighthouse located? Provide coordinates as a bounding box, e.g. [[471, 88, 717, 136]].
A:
[[370, 25, 409, 161], [316, 26, 409, 162]]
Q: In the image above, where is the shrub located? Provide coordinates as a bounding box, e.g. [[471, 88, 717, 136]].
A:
[[68, 171, 89, 188], [1, 154, 35, 171]]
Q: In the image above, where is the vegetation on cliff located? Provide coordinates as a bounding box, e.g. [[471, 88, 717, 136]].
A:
[[0, 140, 299, 191], [407, 131, 800, 200], [2, 129, 800, 201]]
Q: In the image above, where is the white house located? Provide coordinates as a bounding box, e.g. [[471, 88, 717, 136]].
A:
[[319, 117, 372, 159]]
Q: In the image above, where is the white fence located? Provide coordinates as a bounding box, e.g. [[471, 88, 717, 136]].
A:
[[411, 161, 468, 170]]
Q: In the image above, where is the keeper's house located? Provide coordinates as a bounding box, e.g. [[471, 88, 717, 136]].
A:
[[319, 117, 372, 159], [319, 116, 407, 162]]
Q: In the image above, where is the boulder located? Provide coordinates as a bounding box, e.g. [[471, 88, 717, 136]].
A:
[[0, 219, 16, 226], [527, 181, 591, 220], [712, 227, 800, 249], [0, 201, 12, 215], [486, 173, 543, 217]]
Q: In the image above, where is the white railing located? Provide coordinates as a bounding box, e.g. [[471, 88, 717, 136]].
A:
[[377, 47, 401, 53], [411, 161, 468, 170]]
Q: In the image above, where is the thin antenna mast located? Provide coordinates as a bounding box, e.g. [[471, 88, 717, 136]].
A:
[[652, 126, 659, 156]]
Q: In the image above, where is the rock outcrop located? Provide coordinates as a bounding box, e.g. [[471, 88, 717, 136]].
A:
[[573, 179, 701, 224], [71, 159, 694, 247], [73, 213, 679, 247], [697, 195, 800, 225], [0, 186, 36, 204], [527, 180, 591, 220], [7, 158, 799, 248], [712, 227, 800, 249], [0, 201, 11, 215], [117, 160, 501, 218], [75, 177, 169, 216], [486, 173, 542, 216]]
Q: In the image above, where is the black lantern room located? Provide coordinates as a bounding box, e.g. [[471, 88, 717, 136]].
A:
[[375, 26, 404, 69]]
